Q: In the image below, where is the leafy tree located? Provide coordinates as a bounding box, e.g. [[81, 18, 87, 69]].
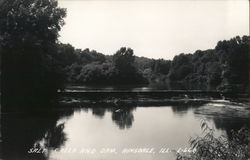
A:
[[153, 59, 171, 75], [206, 62, 222, 87], [0, 0, 66, 108], [134, 56, 154, 71], [65, 62, 82, 83], [112, 47, 148, 84], [168, 54, 193, 81], [113, 47, 135, 74], [216, 36, 249, 91], [76, 62, 116, 84], [56, 43, 77, 67]]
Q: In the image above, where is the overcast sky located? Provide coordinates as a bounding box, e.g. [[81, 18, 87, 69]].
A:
[[58, 0, 249, 59]]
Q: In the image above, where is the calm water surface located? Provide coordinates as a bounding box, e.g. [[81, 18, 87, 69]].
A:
[[1, 99, 250, 160]]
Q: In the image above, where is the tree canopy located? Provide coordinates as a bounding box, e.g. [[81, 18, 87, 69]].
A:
[[52, 36, 249, 92], [1, 0, 67, 108]]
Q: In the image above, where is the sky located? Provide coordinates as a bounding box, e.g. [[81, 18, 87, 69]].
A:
[[58, 0, 249, 60]]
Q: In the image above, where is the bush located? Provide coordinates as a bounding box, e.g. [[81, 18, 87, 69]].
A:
[[176, 120, 250, 160]]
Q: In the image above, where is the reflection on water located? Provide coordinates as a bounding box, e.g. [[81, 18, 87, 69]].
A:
[[111, 107, 135, 129], [1, 99, 250, 160]]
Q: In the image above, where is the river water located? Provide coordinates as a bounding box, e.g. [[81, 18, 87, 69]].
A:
[[1, 94, 250, 160]]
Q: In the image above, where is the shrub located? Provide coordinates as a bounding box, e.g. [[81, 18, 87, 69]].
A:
[[176, 120, 250, 160]]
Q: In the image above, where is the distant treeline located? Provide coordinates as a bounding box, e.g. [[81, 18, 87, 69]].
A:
[[56, 35, 249, 92]]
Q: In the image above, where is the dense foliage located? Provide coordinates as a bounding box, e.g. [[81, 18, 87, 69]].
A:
[[60, 46, 147, 85], [176, 120, 250, 160], [0, 0, 66, 107], [57, 36, 249, 92]]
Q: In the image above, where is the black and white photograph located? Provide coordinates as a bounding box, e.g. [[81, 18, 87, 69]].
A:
[[0, 0, 249, 160]]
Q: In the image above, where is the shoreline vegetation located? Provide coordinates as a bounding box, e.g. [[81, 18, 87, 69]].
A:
[[177, 120, 250, 160], [58, 35, 249, 93]]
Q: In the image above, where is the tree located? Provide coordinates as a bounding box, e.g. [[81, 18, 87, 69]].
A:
[[113, 47, 135, 74], [216, 36, 249, 91], [76, 62, 115, 84], [153, 59, 171, 75], [56, 43, 77, 67], [0, 0, 66, 109], [168, 54, 193, 81], [112, 47, 147, 84]]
